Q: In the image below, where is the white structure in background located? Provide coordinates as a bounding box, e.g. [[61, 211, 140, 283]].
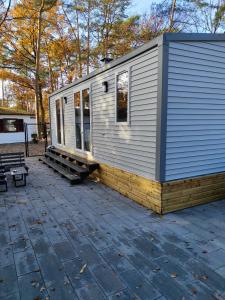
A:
[[0, 108, 36, 144]]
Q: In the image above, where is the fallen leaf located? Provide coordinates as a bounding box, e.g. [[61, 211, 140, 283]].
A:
[[32, 219, 43, 225], [80, 264, 87, 274], [9, 224, 17, 228], [170, 272, 177, 278], [201, 275, 208, 281], [153, 267, 160, 272], [64, 276, 70, 286]]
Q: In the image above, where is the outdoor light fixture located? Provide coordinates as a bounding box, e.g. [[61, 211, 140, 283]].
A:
[[102, 81, 108, 93], [64, 97, 68, 104]]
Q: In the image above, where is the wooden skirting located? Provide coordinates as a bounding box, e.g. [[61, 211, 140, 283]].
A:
[[92, 163, 162, 214], [92, 163, 225, 214], [161, 172, 225, 213]]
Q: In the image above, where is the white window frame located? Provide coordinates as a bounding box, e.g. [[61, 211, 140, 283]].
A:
[[60, 97, 66, 146], [73, 83, 91, 153], [115, 67, 131, 125], [55, 98, 62, 146]]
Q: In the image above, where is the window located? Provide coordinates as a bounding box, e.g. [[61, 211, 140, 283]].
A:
[[61, 98, 65, 145], [56, 99, 61, 144], [116, 71, 129, 123], [0, 119, 24, 133], [82, 88, 90, 151], [74, 91, 82, 149]]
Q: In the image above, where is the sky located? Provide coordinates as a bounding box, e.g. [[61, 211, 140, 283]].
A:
[[128, 0, 155, 15]]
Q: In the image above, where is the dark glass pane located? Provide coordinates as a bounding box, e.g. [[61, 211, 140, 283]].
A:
[[74, 92, 82, 149], [56, 99, 61, 144], [117, 71, 128, 122], [82, 88, 90, 151], [4, 119, 17, 132], [15, 119, 24, 132], [61, 99, 65, 145]]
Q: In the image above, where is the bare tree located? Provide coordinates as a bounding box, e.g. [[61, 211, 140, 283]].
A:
[[0, 0, 11, 28]]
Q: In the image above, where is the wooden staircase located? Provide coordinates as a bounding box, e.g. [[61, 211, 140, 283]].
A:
[[39, 148, 99, 185]]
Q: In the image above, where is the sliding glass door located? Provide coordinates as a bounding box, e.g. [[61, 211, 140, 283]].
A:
[[74, 87, 91, 152], [56, 98, 65, 145]]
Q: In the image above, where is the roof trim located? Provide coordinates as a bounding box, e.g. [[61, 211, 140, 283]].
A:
[[50, 32, 225, 98], [0, 111, 35, 116], [164, 32, 225, 42], [50, 35, 163, 98]]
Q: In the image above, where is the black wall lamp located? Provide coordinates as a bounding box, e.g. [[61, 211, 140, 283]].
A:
[[63, 97, 68, 104], [102, 81, 108, 93]]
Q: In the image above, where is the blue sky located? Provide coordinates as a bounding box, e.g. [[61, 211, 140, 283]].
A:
[[128, 0, 155, 15]]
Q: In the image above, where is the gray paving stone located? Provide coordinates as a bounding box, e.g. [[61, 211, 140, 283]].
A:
[[0, 265, 18, 299], [1, 292, 20, 300], [78, 242, 105, 267], [53, 241, 78, 262], [44, 225, 69, 244], [2, 157, 225, 300], [47, 281, 78, 300], [161, 241, 190, 263], [18, 271, 48, 300], [100, 247, 134, 274], [120, 269, 161, 300], [64, 257, 107, 299], [201, 248, 225, 269], [0, 245, 14, 268], [76, 283, 107, 300], [153, 256, 190, 282], [216, 265, 225, 277], [185, 259, 225, 293], [151, 272, 191, 300], [91, 263, 125, 295], [131, 236, 164, 259], [37, 252, 67, 288], [14, 247, 39, 276], [109, 289, 137, 300], [12, 234, 31, 254]]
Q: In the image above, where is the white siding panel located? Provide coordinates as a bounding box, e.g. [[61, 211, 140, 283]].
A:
[[165, 41, 225, 181], [91, 46, 159, 180], [50, 46, 159, 180]]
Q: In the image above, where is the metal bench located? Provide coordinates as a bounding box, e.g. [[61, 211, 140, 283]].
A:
[[0, 166, 7, 192]]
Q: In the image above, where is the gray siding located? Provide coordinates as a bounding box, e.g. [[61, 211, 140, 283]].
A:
[[50, 88, 76, 153], [91, 47, 159, 179], [50, 46, 159, 180], [165, 41, 225, 181]]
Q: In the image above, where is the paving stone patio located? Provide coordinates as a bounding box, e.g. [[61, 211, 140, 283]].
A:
[[0, 142, 46, 157], [0, 157, 225, 300]]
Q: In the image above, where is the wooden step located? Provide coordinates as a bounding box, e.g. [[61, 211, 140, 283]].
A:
[[45, 152, 89, 179], [49, 148, 99, 172], [39, 157, 81, 185]]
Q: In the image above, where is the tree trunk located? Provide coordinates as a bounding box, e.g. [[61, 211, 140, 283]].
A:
[[86, 0, 91, 75], [169, 0, 176, 31], [35, 0, 45, 137]]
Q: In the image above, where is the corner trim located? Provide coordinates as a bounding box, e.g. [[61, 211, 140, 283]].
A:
[[155, 39, 169, 183]]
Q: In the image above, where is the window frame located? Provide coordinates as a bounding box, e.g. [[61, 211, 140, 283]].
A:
[[55, 98, 62, 145], [0, 118, 24, 133], [73, 83, 92, 154], [115, 67, 130, 125]]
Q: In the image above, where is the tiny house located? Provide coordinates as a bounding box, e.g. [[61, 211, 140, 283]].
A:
[[49, 33, 225, 214], [0, 109, 36, 144]]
